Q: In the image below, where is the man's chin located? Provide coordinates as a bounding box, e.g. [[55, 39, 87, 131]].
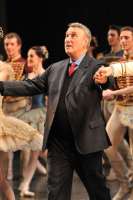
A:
[[65, 50, 72, 56]]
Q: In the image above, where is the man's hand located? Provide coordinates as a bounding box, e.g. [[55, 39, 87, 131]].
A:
[[93, 66, 108, 84]]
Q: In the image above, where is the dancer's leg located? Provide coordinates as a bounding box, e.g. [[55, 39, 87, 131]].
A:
[[0, 152, 15, 200], [19, 151, 39, 197]]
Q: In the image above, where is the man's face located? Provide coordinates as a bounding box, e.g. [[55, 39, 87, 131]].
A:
[[4, 37, 21, 59], [64, 27, 89, 60], [107, 29, 120, 47], [120, 30, 133, 52]]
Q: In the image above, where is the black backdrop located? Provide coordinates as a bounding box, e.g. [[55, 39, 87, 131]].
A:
[[1, 0, 133, 66]]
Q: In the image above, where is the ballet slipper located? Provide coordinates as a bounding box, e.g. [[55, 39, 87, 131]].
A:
[[20, 190, 35, 197], [19, 182, 35, 197], [18, 181, 29, 191], [36, 165, 47, 175]]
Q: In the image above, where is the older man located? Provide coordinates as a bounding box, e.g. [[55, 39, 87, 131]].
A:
[[0, 22, 111, 200]]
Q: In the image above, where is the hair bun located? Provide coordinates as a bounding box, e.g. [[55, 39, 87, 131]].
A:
[[41, 46, 49, 59]]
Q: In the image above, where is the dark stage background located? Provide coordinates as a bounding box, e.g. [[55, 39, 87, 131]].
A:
[[0, 0, 133, 66]]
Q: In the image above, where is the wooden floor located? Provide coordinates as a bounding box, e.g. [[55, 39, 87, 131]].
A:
[[12, 174, 131, 200], [0, 152, 132, 200]]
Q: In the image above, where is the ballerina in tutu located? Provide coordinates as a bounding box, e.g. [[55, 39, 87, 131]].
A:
[[0, 61, 43, 199]]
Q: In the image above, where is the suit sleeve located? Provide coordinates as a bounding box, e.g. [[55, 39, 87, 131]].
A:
[[0, 65, 51, 96]]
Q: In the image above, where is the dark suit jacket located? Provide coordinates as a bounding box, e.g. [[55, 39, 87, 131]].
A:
[[2, 54, 111, 154]]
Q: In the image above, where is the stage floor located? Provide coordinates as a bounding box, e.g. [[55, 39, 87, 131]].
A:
[[0, 152, 131, 200]]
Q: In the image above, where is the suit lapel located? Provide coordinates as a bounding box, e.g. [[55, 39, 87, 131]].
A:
[[66, 55, 93, 96], [57, 59, 69, 94]]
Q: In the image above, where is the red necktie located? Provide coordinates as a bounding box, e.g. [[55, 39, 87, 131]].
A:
[[68, 63, 77, 76]]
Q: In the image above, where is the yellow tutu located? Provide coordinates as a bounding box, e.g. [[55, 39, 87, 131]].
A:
[[0, 96, 43, 152]]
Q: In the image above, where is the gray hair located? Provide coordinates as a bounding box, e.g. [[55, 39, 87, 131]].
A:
[[68, 22, 92, 48]]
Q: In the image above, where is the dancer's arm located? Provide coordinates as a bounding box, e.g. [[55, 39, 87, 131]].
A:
[[95, 61, 133, 78], [103, 86, 133, 99]]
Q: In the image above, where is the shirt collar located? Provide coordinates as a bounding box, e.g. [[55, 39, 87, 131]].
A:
[[69, 53, 85, 66]]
